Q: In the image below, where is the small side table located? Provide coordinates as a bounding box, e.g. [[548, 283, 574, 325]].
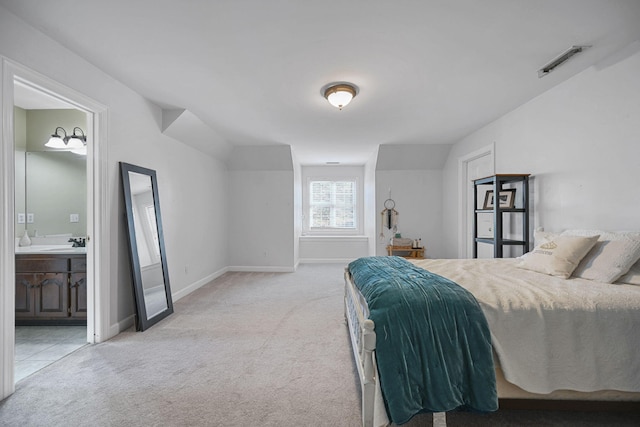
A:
[[386, 245, 425, 259]]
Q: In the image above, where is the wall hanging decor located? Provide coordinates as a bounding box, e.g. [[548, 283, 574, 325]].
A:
[[380, 198, 399, 240]]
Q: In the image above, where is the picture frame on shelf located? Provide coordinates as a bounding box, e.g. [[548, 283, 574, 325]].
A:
[[483, 189, 516, 209]]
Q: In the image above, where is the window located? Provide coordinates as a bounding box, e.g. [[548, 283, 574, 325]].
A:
[[302, 165, 364, 236], [308, 179, 357, 232]]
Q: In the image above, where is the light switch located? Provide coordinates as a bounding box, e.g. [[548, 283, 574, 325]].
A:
[[17, 213, 25, 224], [27, 213, 34, 223], [70, 213, 80, 223]]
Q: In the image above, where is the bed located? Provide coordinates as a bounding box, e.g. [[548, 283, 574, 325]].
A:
[[344, 230, 640, 426]]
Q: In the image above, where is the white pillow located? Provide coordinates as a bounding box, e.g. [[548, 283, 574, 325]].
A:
[[533, 230, 560, 248], [560, 229, 607, 238], [518, 235, 599, 279], [561, 229, 640, 241], [617, 262, 640, 286], [562, 229, 640, 285], [571, 239, 640, 283]]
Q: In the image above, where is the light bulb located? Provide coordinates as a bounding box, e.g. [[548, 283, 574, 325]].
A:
[[327, 91, 353, 109]]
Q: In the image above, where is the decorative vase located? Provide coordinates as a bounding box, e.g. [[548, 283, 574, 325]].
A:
[[19, 230, 31, 247]]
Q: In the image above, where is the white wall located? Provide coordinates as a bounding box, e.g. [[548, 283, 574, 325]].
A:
[[442, 47, 640, 258], [375, 170, 443, 258], [0, 6, 229, 333], [14, 107, 26, 238], [299, 236, 369, 263], [292, 159, 302, 267], [363, 148, 379, 256], [227, 146, 295, 271], [375, 144, 450, 258]]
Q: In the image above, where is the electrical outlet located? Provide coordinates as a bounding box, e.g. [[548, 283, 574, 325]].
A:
[[27, 213, 34, 223], [17, 213, 25, 224], [70, 213, 80, 223]]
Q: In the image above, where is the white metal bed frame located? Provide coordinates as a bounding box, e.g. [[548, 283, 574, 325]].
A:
[[344, 267, 378, 426], [343, 268, 447, 427], [344, 261, 640, 425]]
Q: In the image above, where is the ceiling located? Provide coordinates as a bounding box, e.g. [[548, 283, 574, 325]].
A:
[[3, 0, 640, 164]]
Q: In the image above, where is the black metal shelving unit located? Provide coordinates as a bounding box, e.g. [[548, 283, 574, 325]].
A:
[[473, 174, 530, 258]]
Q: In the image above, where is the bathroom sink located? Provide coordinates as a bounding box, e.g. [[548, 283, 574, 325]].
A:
[[16, 245, 86, 254], [42, 247, 86, 253]]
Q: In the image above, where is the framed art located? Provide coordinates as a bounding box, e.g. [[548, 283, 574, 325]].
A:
[[483, 188, 516, 209]]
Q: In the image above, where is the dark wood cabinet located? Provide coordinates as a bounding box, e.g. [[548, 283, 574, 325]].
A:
[[473, 174, 530, 258], [15, 254, 87, 325], [16, 272, 68, 319]]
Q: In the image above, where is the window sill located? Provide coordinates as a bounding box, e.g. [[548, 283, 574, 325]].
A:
[[299, 235, 368, 242]]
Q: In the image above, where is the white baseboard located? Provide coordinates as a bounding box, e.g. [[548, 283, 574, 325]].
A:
[[107, 314, 135, 339], [172, 267, 229, 302], [227, 265, 296, 272], [298, 258, 355, 264]]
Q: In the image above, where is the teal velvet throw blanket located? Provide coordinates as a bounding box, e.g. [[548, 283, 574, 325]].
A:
[[348, 256, 497, 424]]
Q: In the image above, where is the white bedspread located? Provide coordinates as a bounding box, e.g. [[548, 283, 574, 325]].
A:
[[411, 258, 640, 394]]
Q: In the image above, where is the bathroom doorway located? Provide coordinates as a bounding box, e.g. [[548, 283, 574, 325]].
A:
[[1, 58, 110, 399], [13, 84, 88, 381]]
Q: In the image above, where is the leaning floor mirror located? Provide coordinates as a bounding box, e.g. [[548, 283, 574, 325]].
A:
[[120, 162, 173, 331]]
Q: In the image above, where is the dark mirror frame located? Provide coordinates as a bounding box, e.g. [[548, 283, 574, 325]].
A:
[[119, 162, 173, 331]]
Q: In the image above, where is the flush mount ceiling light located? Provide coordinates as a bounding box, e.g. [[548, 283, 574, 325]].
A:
[[323, 83, 357, 110], [538, 45, 590, 78]]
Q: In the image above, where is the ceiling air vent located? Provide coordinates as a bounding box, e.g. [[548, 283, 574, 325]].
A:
[[538, 45, 590, 78]]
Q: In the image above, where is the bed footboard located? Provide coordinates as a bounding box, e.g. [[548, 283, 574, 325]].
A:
[[344, 268, 379, 427], [344, 267, 448, 427]]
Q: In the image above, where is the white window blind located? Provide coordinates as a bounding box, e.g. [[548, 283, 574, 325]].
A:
[[309, 180, 356, 230]]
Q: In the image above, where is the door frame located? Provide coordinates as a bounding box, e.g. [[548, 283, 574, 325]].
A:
[[457, 143, 495, 258], [1, 58, 110, 399]]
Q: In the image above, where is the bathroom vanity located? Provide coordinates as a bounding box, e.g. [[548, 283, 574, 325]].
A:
[[15, 248, 87, 325]]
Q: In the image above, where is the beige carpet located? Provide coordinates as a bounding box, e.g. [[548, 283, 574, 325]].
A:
[[0, 264, 638, 426]]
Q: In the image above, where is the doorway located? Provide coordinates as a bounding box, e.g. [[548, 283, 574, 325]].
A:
[[13, 87, 88, 381], [457, 144, 495, 258], [1, 58, 110, 399]]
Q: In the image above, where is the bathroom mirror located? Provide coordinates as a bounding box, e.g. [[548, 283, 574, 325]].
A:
[[120, 162, 173, 331], [14, 106, 88, 238], [25, 151, 87, 236]]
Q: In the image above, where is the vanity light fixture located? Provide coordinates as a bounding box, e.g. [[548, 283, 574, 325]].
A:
[[45, 126, 87, 150], [70, 143, 87, 156], [67, 127, 86, 149], [323, 83, 357, 110], [44, 126, 68, 148]]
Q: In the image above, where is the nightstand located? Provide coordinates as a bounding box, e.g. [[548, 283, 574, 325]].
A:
[[386, 245, 425, 259]]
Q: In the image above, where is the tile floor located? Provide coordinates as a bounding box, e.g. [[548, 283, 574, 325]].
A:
[[15, 326, 87, 383]]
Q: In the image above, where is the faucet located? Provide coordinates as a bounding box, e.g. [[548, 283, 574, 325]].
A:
[[68, 238, 86, 247]]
